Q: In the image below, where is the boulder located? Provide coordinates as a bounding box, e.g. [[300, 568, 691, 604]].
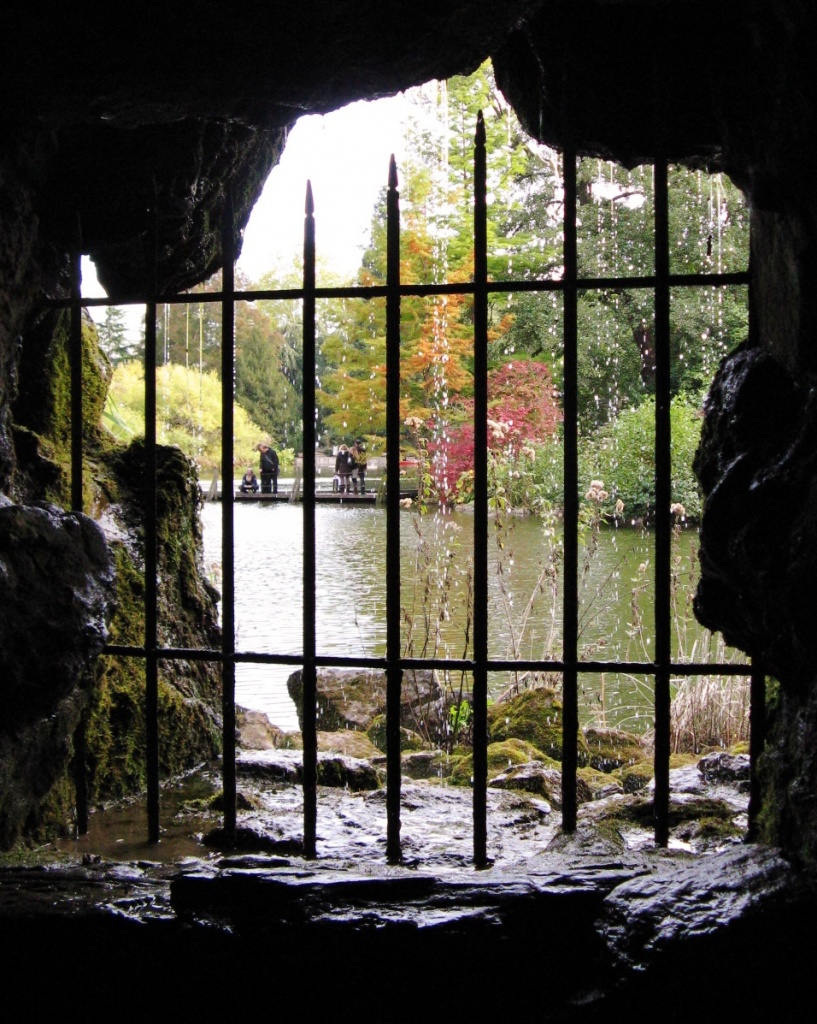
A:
[[398, 750, 455, 781], [697, 750, 750, 785], [318, 730, 382, 760], [287, 667, 447, 740], [488, 686, 589, 764], [0, 503, 115, 845], [583, 726, 648, 772], [236, 748, 380, 791], [448, 738, 552, 787], [236, 709, 287, 750]]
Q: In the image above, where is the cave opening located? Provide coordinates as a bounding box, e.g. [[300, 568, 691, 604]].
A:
[[53, 71, 755, 868]]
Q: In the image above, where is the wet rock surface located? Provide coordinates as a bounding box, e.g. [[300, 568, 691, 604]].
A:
[[694, 344, 817, 863], [694, 344, 817, 685], [2, 830, 812, 1020], [2, 736, 809, 1018], [0, 503, 115, 845]]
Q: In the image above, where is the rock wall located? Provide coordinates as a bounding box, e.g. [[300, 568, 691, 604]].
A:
[[0, 303, 222, 845]]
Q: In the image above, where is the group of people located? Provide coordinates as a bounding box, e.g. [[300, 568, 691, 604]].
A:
[[239, 443, 279, 494], [334, 438, 367, 494], [239, 438, 368, 497]]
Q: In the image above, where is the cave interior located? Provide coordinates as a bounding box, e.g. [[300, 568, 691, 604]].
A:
[[2, 2, 817, 1018]]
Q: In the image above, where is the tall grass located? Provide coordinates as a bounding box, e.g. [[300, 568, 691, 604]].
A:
[[399, 497, 750, 754]]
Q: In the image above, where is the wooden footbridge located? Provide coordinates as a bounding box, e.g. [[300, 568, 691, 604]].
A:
[[204, 454, 419, 505]]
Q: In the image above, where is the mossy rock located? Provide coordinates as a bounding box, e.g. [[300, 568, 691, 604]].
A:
[[318, 730, 382, 760], [316, 755, 380, 791], [12, 310, 112, 510], [488, 687, 589, 764], [490, 761, 563, 802], [448, 738, 553, 787], [583, 727, 647, 773], [613, 795, 738, 831], [617, 758, 655, 793], [237, 709, 287, 750], [367, 714, 427, 754], [698, 816, 744, 840], [400, 750, 457, 780], [577, 765, 624, 800]]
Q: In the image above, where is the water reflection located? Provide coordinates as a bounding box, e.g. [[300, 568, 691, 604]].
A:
[[201, 503, 714, 732]]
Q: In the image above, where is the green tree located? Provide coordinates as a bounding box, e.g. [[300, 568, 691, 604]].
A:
[[105, 360, 267, 476], [96, 305, 138, 365]]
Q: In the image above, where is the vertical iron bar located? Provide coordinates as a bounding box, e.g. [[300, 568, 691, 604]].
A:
[[385, 157, 403, 864], [302, 183, 318, 858], [221, 195, 237, 846], [69, 241, 89, 835], [561, 145, 579, 833], [748, 656, 766, 838], [653, 158, 672, 846], [144, 197, 160, 844], [69, 246, 84, 513], [472, 113, 489, 867]]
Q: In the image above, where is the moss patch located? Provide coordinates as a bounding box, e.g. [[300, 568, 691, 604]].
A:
[[583, 727, 646, 772], [488, 687, 589, 764], [367, 715, 427, 754], [617, 758, 655, 793], [448, 738, 553, 787]]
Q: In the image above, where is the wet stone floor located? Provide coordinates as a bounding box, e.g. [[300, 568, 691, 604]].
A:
[[47, 749, 750, 872]]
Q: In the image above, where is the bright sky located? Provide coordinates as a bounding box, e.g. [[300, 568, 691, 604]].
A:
[[237, 95, 411, 282], [82, 94, 412, 319]]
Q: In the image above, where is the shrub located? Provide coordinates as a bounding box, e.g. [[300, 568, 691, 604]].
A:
[[580, 394, 704, 521]]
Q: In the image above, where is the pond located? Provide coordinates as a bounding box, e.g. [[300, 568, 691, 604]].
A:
[[200, 501, 744, 734]]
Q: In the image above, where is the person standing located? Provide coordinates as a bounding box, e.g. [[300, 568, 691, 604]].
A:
[[353, 438, 368, 494], [257, 443, 279, 494], [335, 444, 354, 493]]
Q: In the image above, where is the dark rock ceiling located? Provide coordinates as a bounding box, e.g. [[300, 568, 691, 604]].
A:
[[5, 1, 813, 296]]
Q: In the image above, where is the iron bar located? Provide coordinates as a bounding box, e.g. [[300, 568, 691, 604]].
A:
[[653, 158, 672, 847], [385, 156, 403, 864], [220, 195, 237, 847], [561, 144, 579, 833], [748, 656, 766, 838], [45, 270, 748, 315], [302, 182, 318, 858], [472, 113, 489, 867], [102, 645, 751, 677], [69, 242, 89, 835], [144, 197, 160, 844]]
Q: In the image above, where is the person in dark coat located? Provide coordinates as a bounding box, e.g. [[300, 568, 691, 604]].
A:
[[239, 467, 259, 493], [334, 444, 355, 494], [352, 438, 367, 494], [257, 443, 280, 494]]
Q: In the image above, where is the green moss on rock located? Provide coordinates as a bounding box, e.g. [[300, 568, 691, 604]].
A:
[[583, 727, 646, 772], [367, 714, 427, 753], [448, 738, 552, 787], [488, 687, 589, 764], [617, 758, 655, 793]]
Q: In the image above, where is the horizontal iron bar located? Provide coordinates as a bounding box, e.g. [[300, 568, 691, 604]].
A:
[[102, 645, 749, 676], [46, 271, 749, 309]]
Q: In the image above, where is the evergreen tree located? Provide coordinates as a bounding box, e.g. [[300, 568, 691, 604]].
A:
[[96, 305, 138, 364]]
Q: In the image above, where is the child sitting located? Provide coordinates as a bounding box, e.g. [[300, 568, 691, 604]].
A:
[[239, 467, 259, 493]]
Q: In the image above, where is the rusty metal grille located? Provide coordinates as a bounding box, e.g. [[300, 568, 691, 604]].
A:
[[60, 116, 755, 864]]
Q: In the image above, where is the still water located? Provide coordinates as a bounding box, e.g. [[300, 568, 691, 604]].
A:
[[200, 501, 723, 733]]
